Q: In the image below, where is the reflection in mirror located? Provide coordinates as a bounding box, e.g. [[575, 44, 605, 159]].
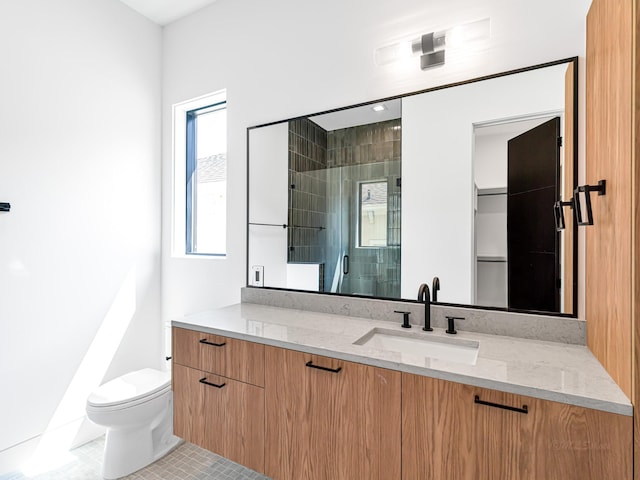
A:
[[248, 58, 577, 316]]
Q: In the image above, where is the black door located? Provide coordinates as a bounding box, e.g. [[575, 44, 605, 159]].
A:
[[507, 117, 560, 312]]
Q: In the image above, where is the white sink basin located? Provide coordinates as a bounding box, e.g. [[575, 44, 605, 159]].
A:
[[353, 328, 479, 365]]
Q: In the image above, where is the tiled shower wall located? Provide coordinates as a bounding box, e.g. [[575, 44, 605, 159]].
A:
[[326, 119, 401, 298], [287, 118, 327, 273], [287, 118, 402, 298], [327, 119, 401, 168]]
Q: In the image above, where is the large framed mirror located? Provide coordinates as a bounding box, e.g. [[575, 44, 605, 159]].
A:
[[247, 57, 578, 316]]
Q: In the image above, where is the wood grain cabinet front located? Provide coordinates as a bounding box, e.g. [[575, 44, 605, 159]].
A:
[[172, 327, 264, 387], [173, 363, 265, 473], [264, 346, 402, 480], [172, 329, 631, 479], [172, 328, 266, 473], [402, 373, 632, 480]]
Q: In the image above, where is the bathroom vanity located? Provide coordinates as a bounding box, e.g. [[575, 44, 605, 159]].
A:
[[171, 303, 632, 480]]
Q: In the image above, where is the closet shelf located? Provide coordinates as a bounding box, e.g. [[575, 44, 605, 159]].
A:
[[477, 186, 507, 196], [477, 255, 507, 263]]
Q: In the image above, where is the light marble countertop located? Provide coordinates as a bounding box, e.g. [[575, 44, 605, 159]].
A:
[[172, 302, 632, 416]]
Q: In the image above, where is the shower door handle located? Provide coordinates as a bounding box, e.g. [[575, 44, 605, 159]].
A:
[[343, 255, 349, 275]]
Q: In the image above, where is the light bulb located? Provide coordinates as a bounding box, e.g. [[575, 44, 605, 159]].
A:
[[374, 40, 414, 66], [445, 18, 490, 49]]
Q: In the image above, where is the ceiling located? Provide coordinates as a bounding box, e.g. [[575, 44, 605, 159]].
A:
[[118, 0, 217, 26], [309, 99, 402, 131]]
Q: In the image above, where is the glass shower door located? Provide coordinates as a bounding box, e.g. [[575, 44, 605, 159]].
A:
[[326, 161, 401, 297]]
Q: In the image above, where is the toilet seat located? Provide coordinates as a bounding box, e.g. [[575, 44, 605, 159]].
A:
[[87, 368, 171, 411]]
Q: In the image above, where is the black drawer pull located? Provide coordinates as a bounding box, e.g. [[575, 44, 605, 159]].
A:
[[305, 360, 342, 374], [199, 377, 226, 389], [199, 338, 226, 347], [474, 395, 528, 414]]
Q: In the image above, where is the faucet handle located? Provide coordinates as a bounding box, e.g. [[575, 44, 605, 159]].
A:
[[445, 316, 465, 334], [394, 310, 412, 328]]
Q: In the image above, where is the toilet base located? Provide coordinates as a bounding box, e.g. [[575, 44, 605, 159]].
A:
[[97, 392, 183, 479], [102, 427, 182, 479]]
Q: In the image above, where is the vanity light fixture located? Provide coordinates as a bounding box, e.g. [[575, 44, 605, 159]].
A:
[[372, 104, 387, 112], [374, 17, 490, 70]]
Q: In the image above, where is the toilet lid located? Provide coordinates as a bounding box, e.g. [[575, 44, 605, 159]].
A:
[[87, 368, 170, 408]]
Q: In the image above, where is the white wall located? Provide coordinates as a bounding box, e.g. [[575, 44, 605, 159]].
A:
[[246, 119, 289, 287], [0, 0, 162, 473], [161, 0, 590, 321], [401, 65, 566, 303]]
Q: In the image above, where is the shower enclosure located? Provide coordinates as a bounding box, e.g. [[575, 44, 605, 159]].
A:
[[287, 118, 401, 298]]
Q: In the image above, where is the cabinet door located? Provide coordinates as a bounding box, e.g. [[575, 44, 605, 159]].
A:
[[173, 363, 206, 448], [265, 346, 401, 480], [173, 364, 265, 473], [402, 373, 632, 480]]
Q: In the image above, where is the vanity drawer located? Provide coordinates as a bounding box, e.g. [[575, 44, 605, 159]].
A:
[[172, 327, 265, 387]]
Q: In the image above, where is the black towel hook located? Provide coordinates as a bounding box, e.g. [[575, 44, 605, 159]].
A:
[[574, 180, 606, 226], [0, 203, 10, 212], [553, 198, 574, 231]]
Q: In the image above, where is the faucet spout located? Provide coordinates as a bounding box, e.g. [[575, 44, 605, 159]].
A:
[[417, 283, 433, 332], [432, 276, 440, 302]]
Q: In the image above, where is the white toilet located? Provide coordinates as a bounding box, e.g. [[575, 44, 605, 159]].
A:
[[86, 368, 182, 479]]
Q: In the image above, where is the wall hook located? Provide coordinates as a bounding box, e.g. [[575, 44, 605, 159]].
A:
[[553, 199, 574, 231], [574, 180, 606, 226], [0, 203, 10, 212]]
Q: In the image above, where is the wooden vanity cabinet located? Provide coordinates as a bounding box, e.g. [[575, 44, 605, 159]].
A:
[[264, 346, 402, 480], [172, 328, 265, 473], [172, 327, 631, 479], [402, 373, 632, 480]]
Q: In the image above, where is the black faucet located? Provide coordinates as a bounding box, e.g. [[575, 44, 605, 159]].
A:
[[432, 276, 440, 302], [417, 283, 433, 331]]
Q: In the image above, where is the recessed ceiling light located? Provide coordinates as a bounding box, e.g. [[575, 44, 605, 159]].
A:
[[372, 104, 387, 112]]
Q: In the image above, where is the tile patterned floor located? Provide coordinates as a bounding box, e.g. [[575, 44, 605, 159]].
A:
[[2, 437, 270, 480]]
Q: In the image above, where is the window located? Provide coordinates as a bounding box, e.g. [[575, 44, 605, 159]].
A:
[[359, 181, 388, 247], [172, 90, 227, 258], [185, 102, 227, 255]]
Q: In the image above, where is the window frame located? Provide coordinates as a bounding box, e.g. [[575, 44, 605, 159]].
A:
[[172, 90, 227, 259], [185, 101, 227, 256], [357, 179, 389, 248]]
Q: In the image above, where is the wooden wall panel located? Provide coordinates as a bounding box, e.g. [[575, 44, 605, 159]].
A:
[[563, 62, 575, 314], [585, 0, 633, 398], [633, 0, 640, 477]]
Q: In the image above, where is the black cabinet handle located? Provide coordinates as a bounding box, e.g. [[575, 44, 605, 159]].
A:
[[474, 395, 528, 414], [343, 255, 349, 275], [199, 377, 226, 389], [306, 360, 342, 374], [199, 338, 226, 347]]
